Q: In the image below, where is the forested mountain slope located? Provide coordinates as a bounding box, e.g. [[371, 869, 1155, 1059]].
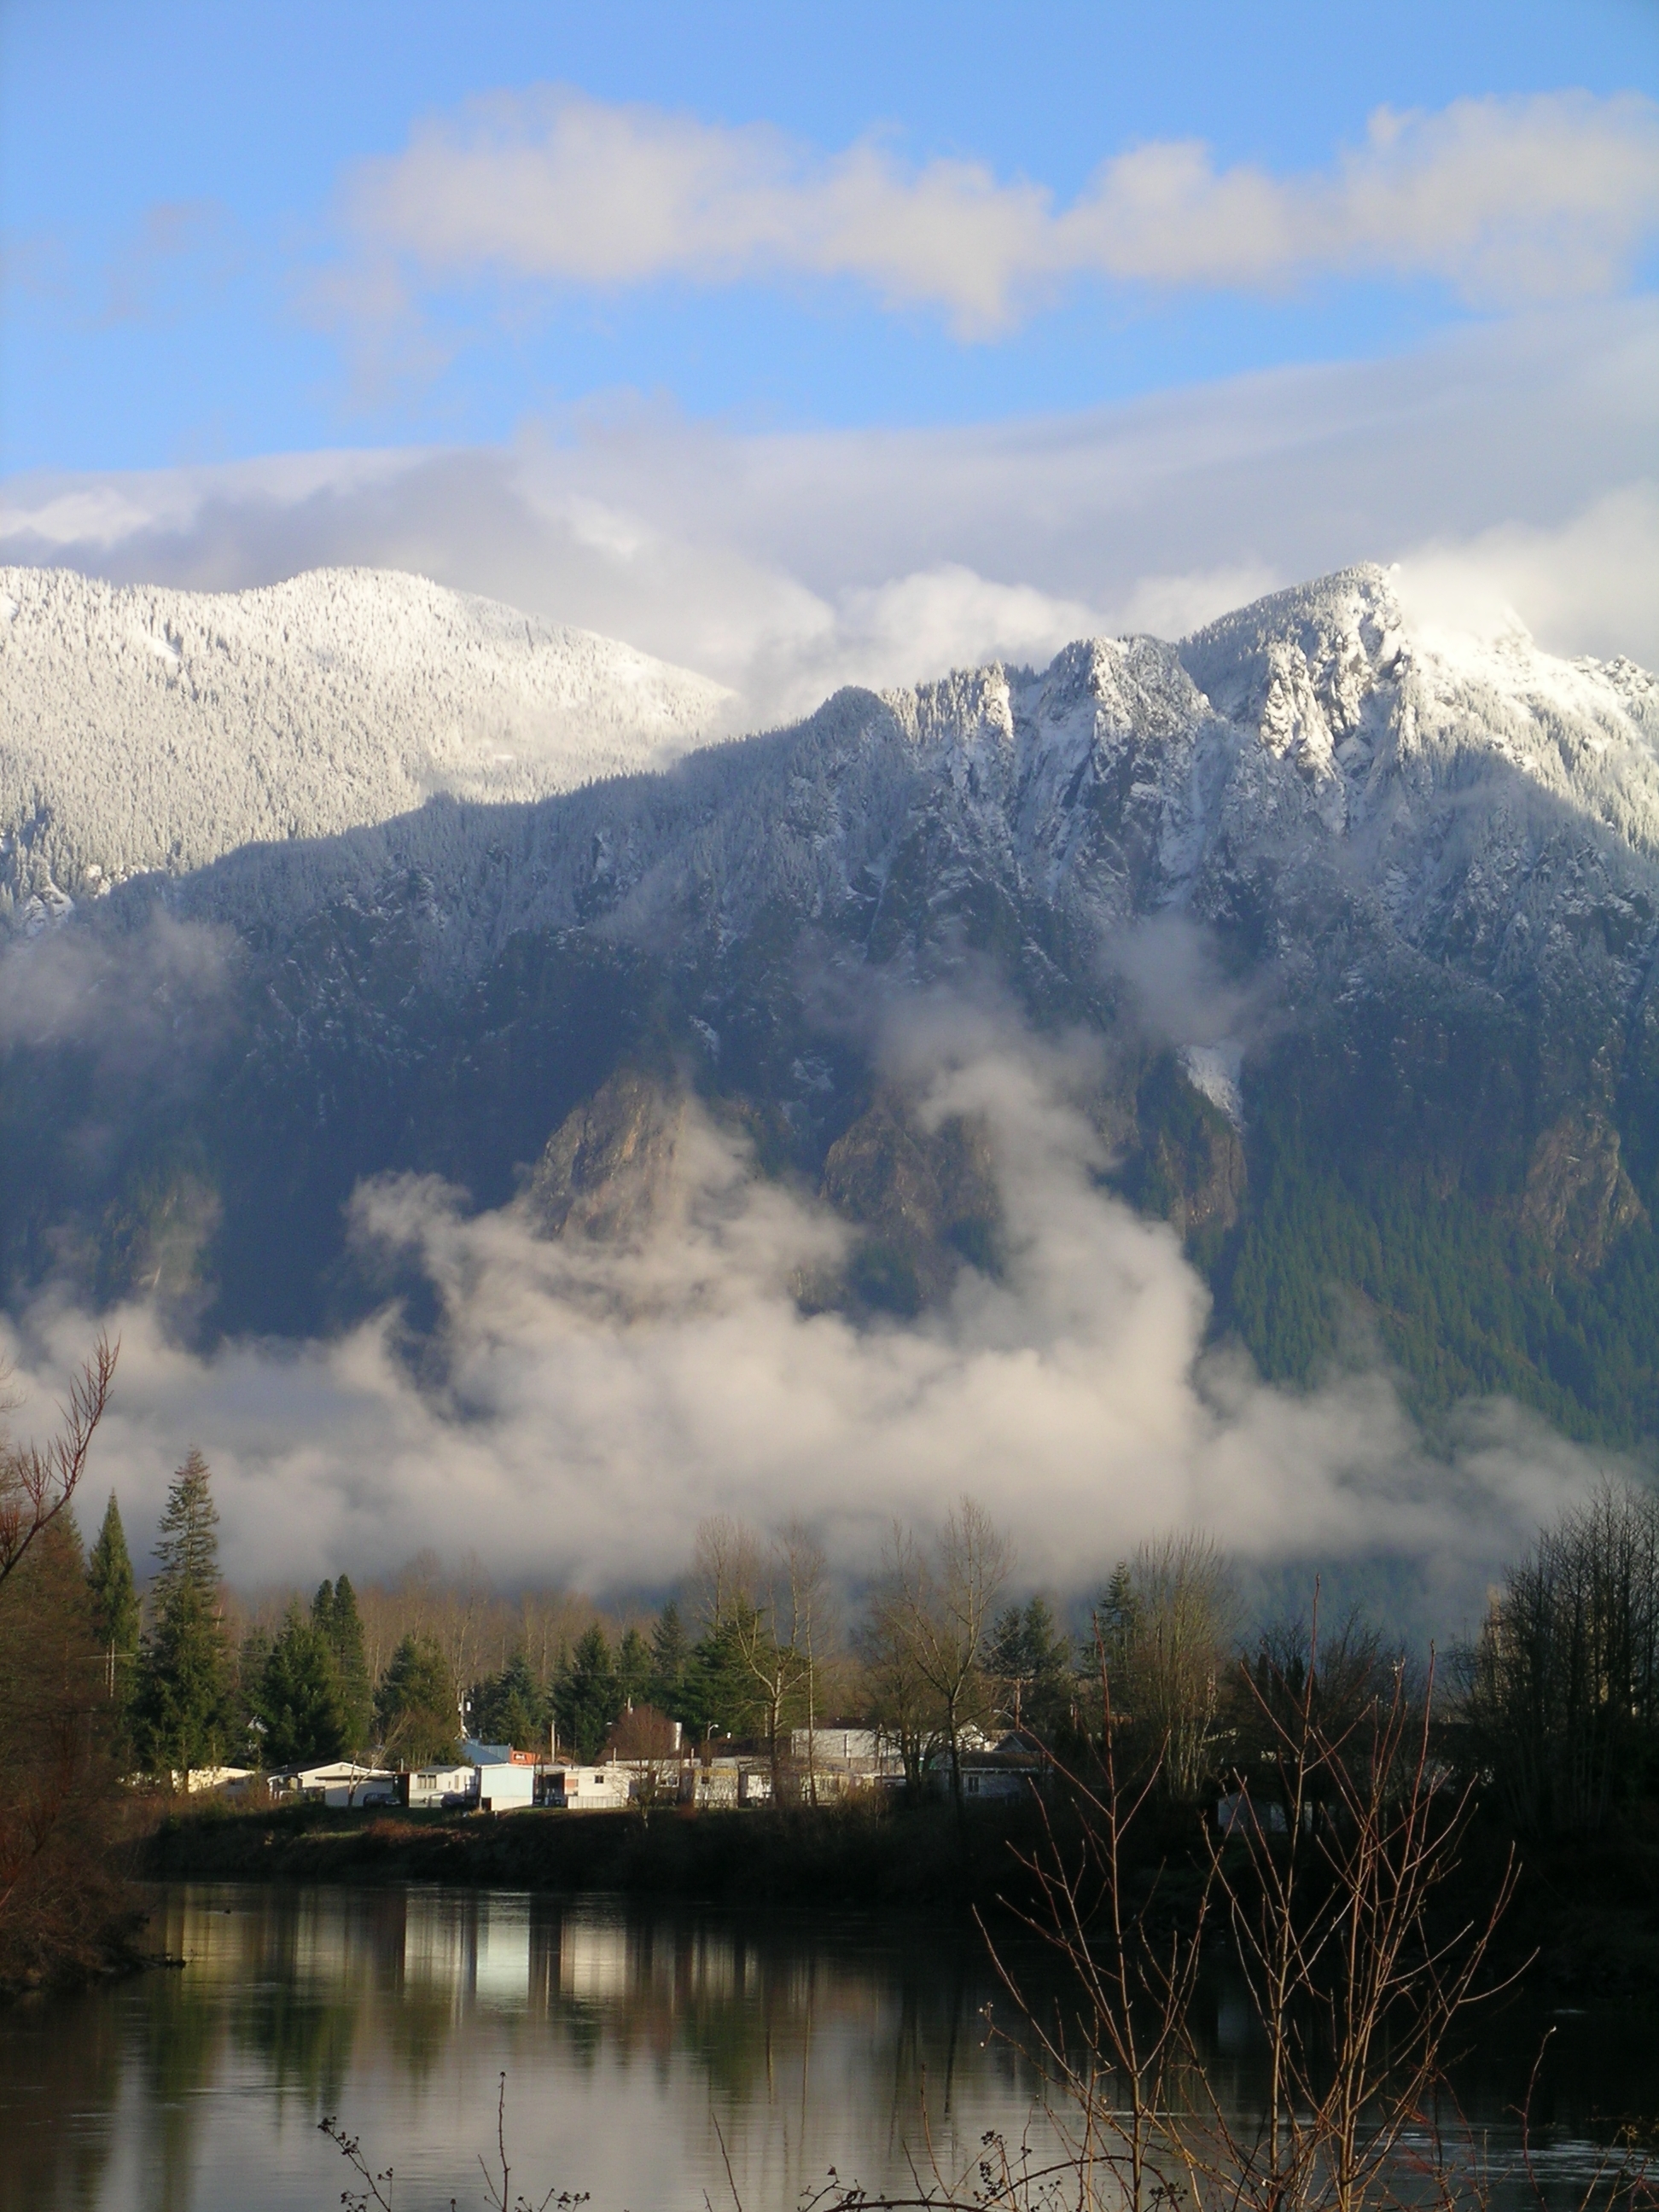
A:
[[0, 566, 733, 929], [5, 562, 1659, 1446]]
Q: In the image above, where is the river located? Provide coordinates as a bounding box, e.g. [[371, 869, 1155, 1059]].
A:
[[0, 1883, 1650, 2212]]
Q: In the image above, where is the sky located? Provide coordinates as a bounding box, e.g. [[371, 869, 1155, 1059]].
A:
[[3, 0, 1658, 714]]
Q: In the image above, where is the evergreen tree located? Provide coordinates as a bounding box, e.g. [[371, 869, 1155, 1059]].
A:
[[989, 1604, 1029, 1726], [616, 1625, 652, 1709], [313, 1575, 371, 1755], [258, 1600, 345, 1768], [1020, 1597, 1074, 1735], [375, 1634, 458, 1767], [133, 1450, 231, 1781], [678, 1613, 764, 1741], [1095, 1563, 1138, 1681], [554, 1625, 622, 1760], [470, 1649, 545, 1751], [86, 1493, 140, 1724], [236, 1627, 273, 1766], [648, 1602, 690, 1717]]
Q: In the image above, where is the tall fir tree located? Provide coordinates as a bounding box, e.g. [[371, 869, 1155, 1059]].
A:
[[648, 1602, 690, 1717], [312, 1575, 371, 1755], [470, 1650, 545, 1750], [375, 1634, 459, 1767], [616, 1625, 652, 1709], [86, 1493, 140, 1720], [1020, 1596, 1074, 1735], [258, 1601, 345, 1767], [133, 1449, 231, 1782], [554, 1626, 622, 1760]]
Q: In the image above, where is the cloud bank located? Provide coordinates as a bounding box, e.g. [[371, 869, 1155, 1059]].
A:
[[323, 88, 1659, 339], [3, 305, 1656, 722], [0, 1013, 1610, 1627]]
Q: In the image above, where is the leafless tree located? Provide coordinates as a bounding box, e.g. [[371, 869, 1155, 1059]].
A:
[[777, 1520, 835, 1804], [878, 1499, 1013, 1815], [859, 1522, 943, 1792], [0, 1337, 117, 1592], [693, 1514, 832, 1795], [1460, 1480, 1659, 1837], [1095, 1531, 1237, 1800]]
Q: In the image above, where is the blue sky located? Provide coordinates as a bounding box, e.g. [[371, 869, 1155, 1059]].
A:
[[3, 1, 1656, 704], [5, 0, 1657, 469]]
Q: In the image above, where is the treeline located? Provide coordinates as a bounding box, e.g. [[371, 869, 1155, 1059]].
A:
[[75, 1441, 1659, 1851]]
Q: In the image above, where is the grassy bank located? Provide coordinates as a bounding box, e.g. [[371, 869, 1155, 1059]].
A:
[[139, 1794, 1079, 1915]]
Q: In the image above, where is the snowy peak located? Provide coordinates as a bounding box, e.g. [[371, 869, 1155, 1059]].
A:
[[0, 564, 734, 918]]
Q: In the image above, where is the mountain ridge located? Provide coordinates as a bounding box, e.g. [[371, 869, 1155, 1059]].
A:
[[0, 563, 735, 932]]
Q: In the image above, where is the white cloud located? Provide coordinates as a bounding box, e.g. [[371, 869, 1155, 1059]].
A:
[[1394, 483, 1659, 665], [323, 87, 1659, 339], [0, 1012, 1608, 1620], [3, 306, 1655, 717]]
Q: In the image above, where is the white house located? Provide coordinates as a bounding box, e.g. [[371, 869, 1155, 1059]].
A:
[[399, 1764, 480, 1810], [790, 1727, 878, 1767], [537, 1765, 630, 1810], [179, 1765, 258, 1794], [927, 1731, 1049, 1804], [475, 1762, 538, 1812], [266, 1760, 395, 1808]]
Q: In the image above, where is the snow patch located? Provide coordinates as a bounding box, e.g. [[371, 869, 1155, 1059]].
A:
[[1179, 1043, 1245, 1128]]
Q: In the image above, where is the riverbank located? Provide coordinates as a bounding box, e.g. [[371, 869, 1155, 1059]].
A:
[[137, 1794, 1659, 2000], [140, 1794, 1074, 1914]]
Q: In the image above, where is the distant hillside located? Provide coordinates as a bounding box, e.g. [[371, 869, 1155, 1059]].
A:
[[0, 565, 734, 929]]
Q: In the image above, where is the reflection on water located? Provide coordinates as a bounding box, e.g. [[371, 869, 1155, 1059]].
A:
[[1, 1883, 1654, 2212]]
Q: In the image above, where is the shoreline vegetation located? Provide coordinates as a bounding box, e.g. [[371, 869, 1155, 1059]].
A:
[[135, 1787, 1659, 2004]]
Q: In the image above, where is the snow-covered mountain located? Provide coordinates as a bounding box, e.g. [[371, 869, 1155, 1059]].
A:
[[0, 565, 734, 930], [7, 560, 1659, 1442], [168, 564, 1659, 1043]]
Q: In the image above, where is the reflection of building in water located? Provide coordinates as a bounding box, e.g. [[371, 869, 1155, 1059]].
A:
[[558, 1918, 634, 2001], [529, 1906, 755, 2017], [401, 1893, 470, 2002], [471, 1901, 532, 2006]]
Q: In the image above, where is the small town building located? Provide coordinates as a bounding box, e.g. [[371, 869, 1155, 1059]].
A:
[[461, 1738, 542, 1767], [927, 1730, 1050, 1803], [399, 1764, 480, 1810], [180, 1765, 258, 1794], [266, 1760, 396, 1808], [475, 1762, 537, 1812], [1215, 1790, 1289, 1840], [537, 1764, 631, 1811]]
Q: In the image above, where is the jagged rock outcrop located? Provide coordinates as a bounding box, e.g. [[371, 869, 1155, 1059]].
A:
[[525, 1070, 689, 1244]]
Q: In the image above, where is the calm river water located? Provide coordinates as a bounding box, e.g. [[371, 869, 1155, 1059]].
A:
[[1, 1883, 1651, 2212]]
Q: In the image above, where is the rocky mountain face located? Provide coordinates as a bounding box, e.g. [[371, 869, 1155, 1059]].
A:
[[5, 562, 1659, 1443]]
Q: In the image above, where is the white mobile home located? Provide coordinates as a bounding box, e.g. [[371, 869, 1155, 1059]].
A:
[[399, 1765, 480, 1810], [267, 1761, 396, 1808], [475, 1762, 538, 1812], [537, 1765, 630, 1811]]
